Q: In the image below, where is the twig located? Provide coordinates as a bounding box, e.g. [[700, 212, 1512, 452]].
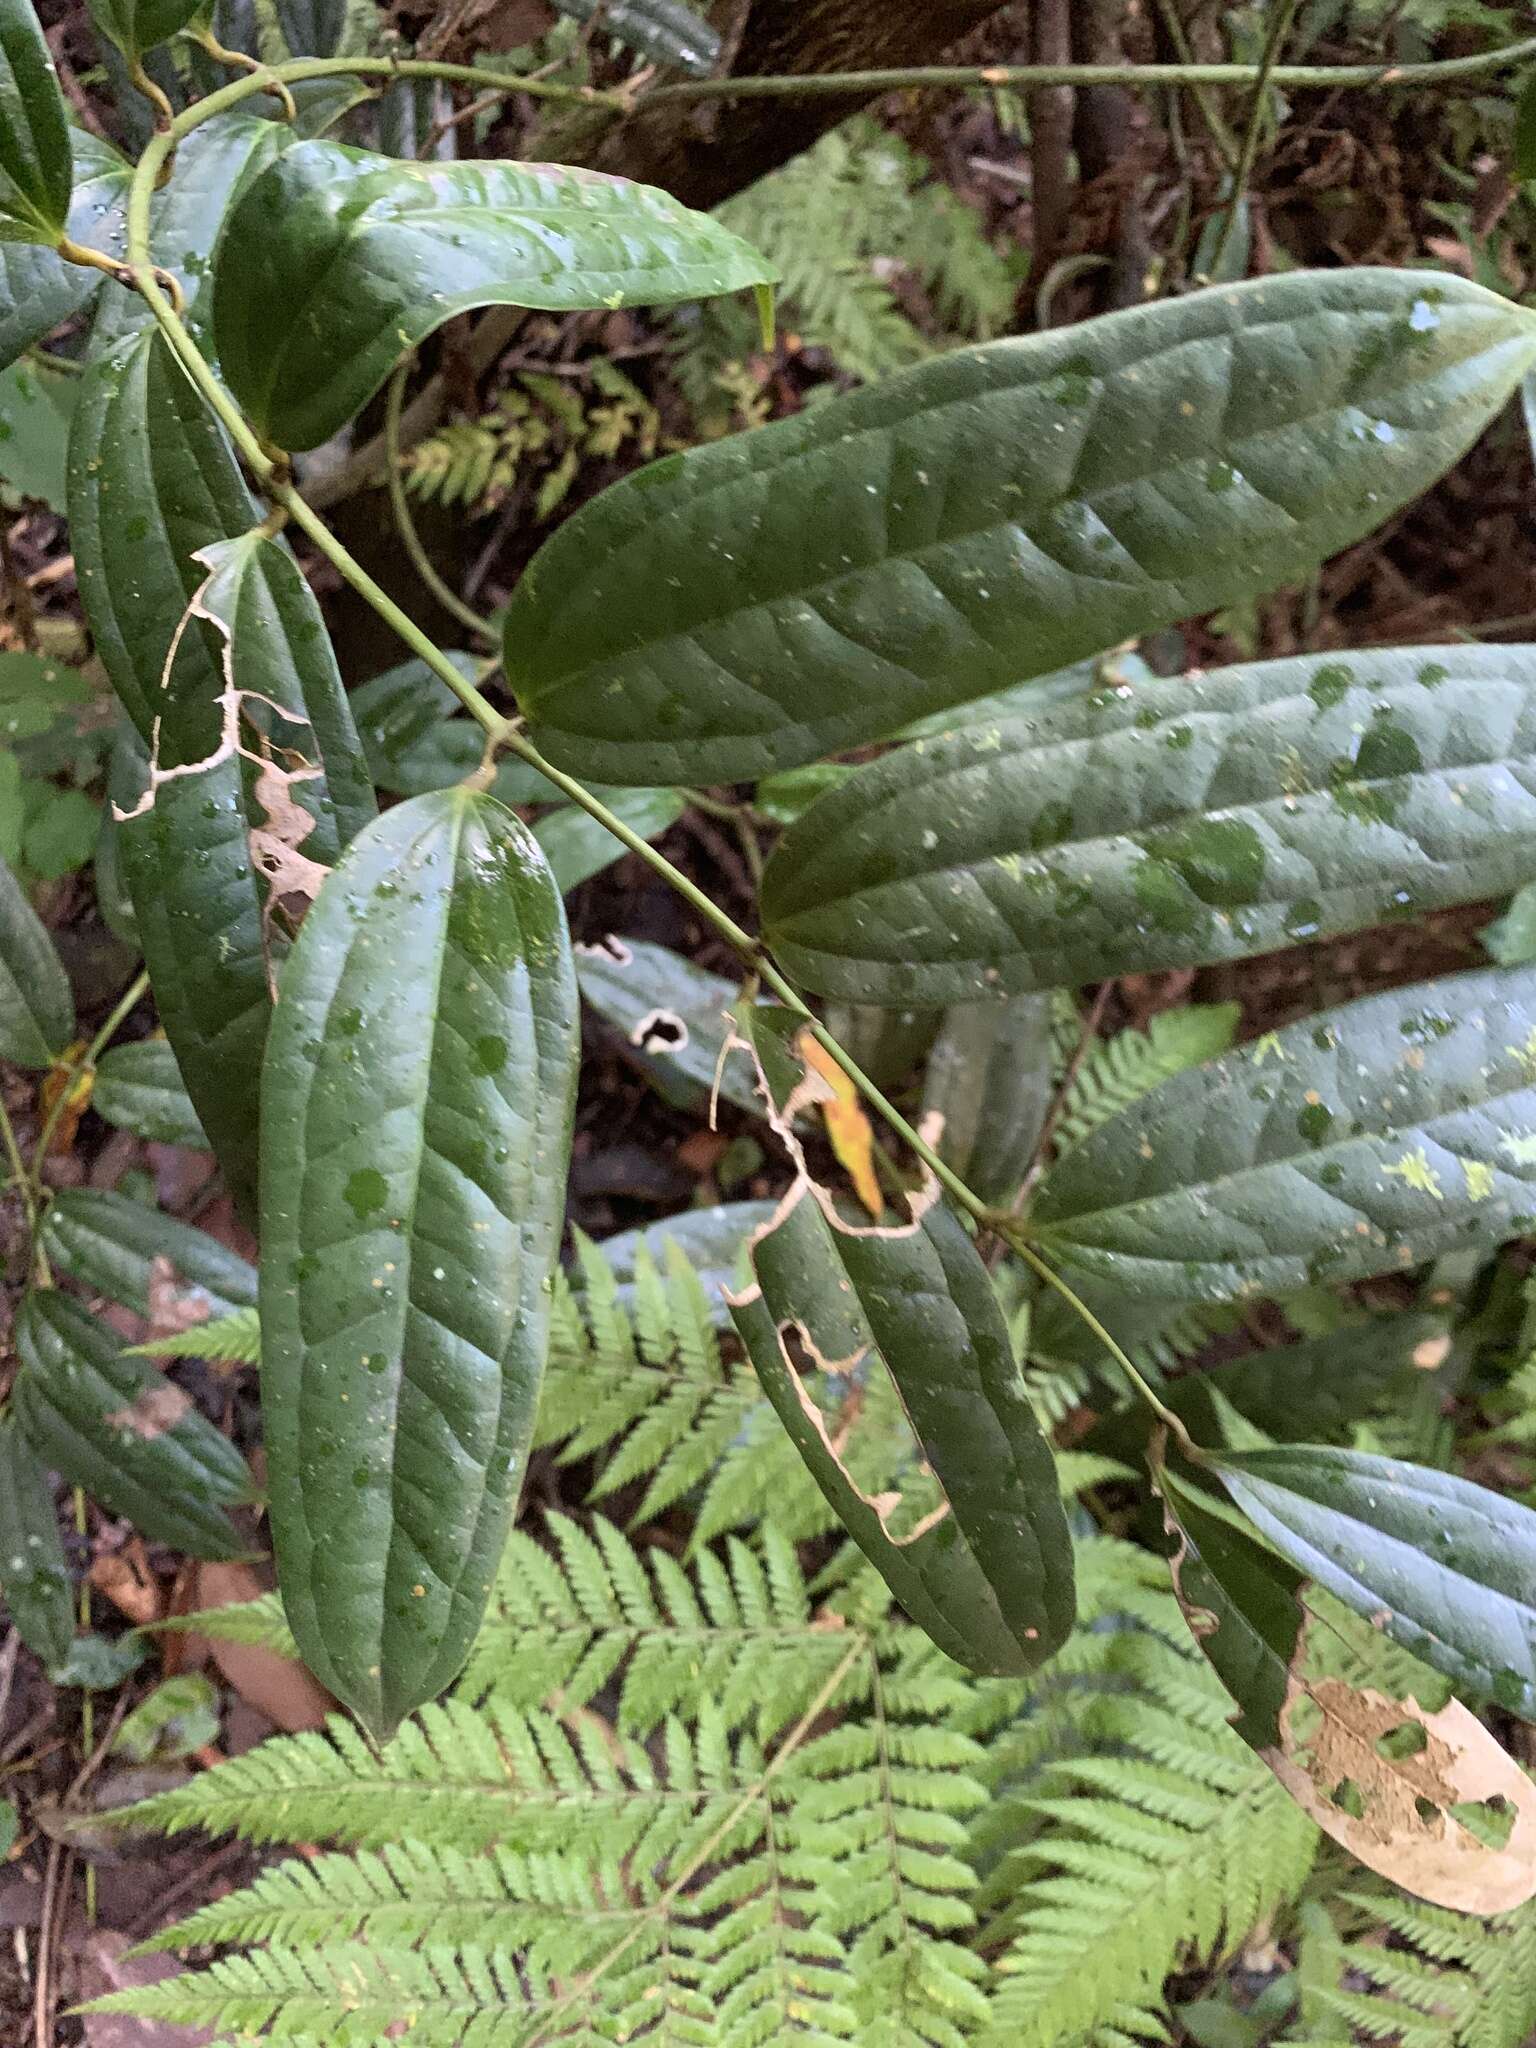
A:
[[1206, 0, 1302, 276], [32, 1839, 70, 2048], [382, 363, 497, 646]]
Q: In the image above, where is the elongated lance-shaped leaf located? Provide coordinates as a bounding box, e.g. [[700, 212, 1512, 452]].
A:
[[508, 270, 1536, 786], [765, 645, 1536, 1004], [91, 1037, 209, 1149], [731, 1186, 1074, 1676], [41, 1187, 257, 1322], [90, 114, 285, 354], [88, 0, 205, 64], [73, 332, 374, 1214], [0, 1410, 75, 1674], [0, 129, 127, 371], [0, 848, 71, 1066], [551, 0, 719, 74], [260, 789, 579, 1739], [14, 1291, 248, 1558], [1206, 1444, 1536, 1721], [0, 0, 71, 244], [214, 141, 776, 450], [1154, 1445, 1536, 1914], [1033, 962, 1536, 1303]]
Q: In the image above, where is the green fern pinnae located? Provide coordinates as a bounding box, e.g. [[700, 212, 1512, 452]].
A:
[[1305, 1891, 1536, 2048], [125, 1303, 261, 1365], [152, 1588, 295, 1656], [1052, 1003, 1241, 1156]]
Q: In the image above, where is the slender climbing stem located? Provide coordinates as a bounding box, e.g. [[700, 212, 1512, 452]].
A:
[[1150, 0, 1240, 169], [111, 53, 1317, 1424], [1206, 0, 1302, 277], [637, 35, 1536, 100], [382, 366, 498, 647], [29, 969, 151, 1185], [1004, 1235, 1194, 1441]]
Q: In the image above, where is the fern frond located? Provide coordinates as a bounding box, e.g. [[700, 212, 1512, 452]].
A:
[[1053, 1004, 1240, 1156], [125, 1303, 260, 1364], [153, 1589, 296, 1656], [1305, 1890, 1536, 2048]]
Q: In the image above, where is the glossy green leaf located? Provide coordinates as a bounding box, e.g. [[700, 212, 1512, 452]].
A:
[[260, 788, 579, 1737], [509, 270, 1536, 786], [764, 646, 1536, 1004], [88, 0, 205, 64], [0, 0, 71, 244], [1034, 963, 1536, 1303], [551, 0, 719, 75], [41, 1186, 256, 1321], [91, 1037, 210, 1149], [575, 934, 761, 1116], [274, 0, 345, 56], [731, 1188, 1074, 1676], [1153, 1447, 1302, 1751], [90, 115, 282, 354], [14, 1290, 248, 1558], [1208, 1444, 1536, 1719], [215, 140, 776, 450], [0, 649, 91, 743], [534, 786, 684, 894], [0, 1410, 75, 1674], [0, 846, 71, 1066], [73, 332, 373, 1213], [921, 994, 1052, 1205]]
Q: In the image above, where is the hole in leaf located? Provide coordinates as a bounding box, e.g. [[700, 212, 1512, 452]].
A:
[[1414, 1795, 1441, 1826], [1328, 1778, 1367, 1820], [1375, 1719, 1429, 1762], [632, 1008, 689, 1054], [1450, 1795, 1517, 1850]]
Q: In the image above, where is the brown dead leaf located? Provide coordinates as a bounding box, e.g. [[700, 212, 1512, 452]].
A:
[[40, 1044, 93, 1158], [106, 1382, 191, 1440], [802, 1037, 884, 1219], [90, 1545, 162, 1629], [145, 1255, 214, 1343], [1265, 1678, 1536, 1913], [192, 1560, 332, 1732], [76, 1927, 214, 2046]]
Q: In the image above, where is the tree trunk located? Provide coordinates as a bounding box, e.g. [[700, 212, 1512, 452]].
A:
[[571, 0, 1020, 209]]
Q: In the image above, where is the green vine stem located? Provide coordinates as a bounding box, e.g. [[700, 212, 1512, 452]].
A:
[[1205, 0, 1302, 277], [637, 36, 1536, 101], [29, 970, 151, 1186], [111, 50, 1428, 1431], [382, 364, 498, 647]]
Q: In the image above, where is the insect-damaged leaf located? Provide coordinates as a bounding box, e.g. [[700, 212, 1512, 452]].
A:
[[1154, 1447, 1536, 1913], [0, 1410, 75, 1675], [213, 140, 775, 450], [259, 789, 579, 1739], [41, 1187, 257, 1325], [764, 645, 1536, 1004], [74, 331, 373, 1215], [0, 0, 71, 245], [1205, 1444, 1536, 1723], [575, 934, 762, 1117], [14, 1291, 248, 1559], [730, 1181, 1074, 1677], [507, 270, 1536, 786], [1033, 962, 1536, 1303], [91, 1037, 209, 1149], [0, 847, 72, 1067]]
